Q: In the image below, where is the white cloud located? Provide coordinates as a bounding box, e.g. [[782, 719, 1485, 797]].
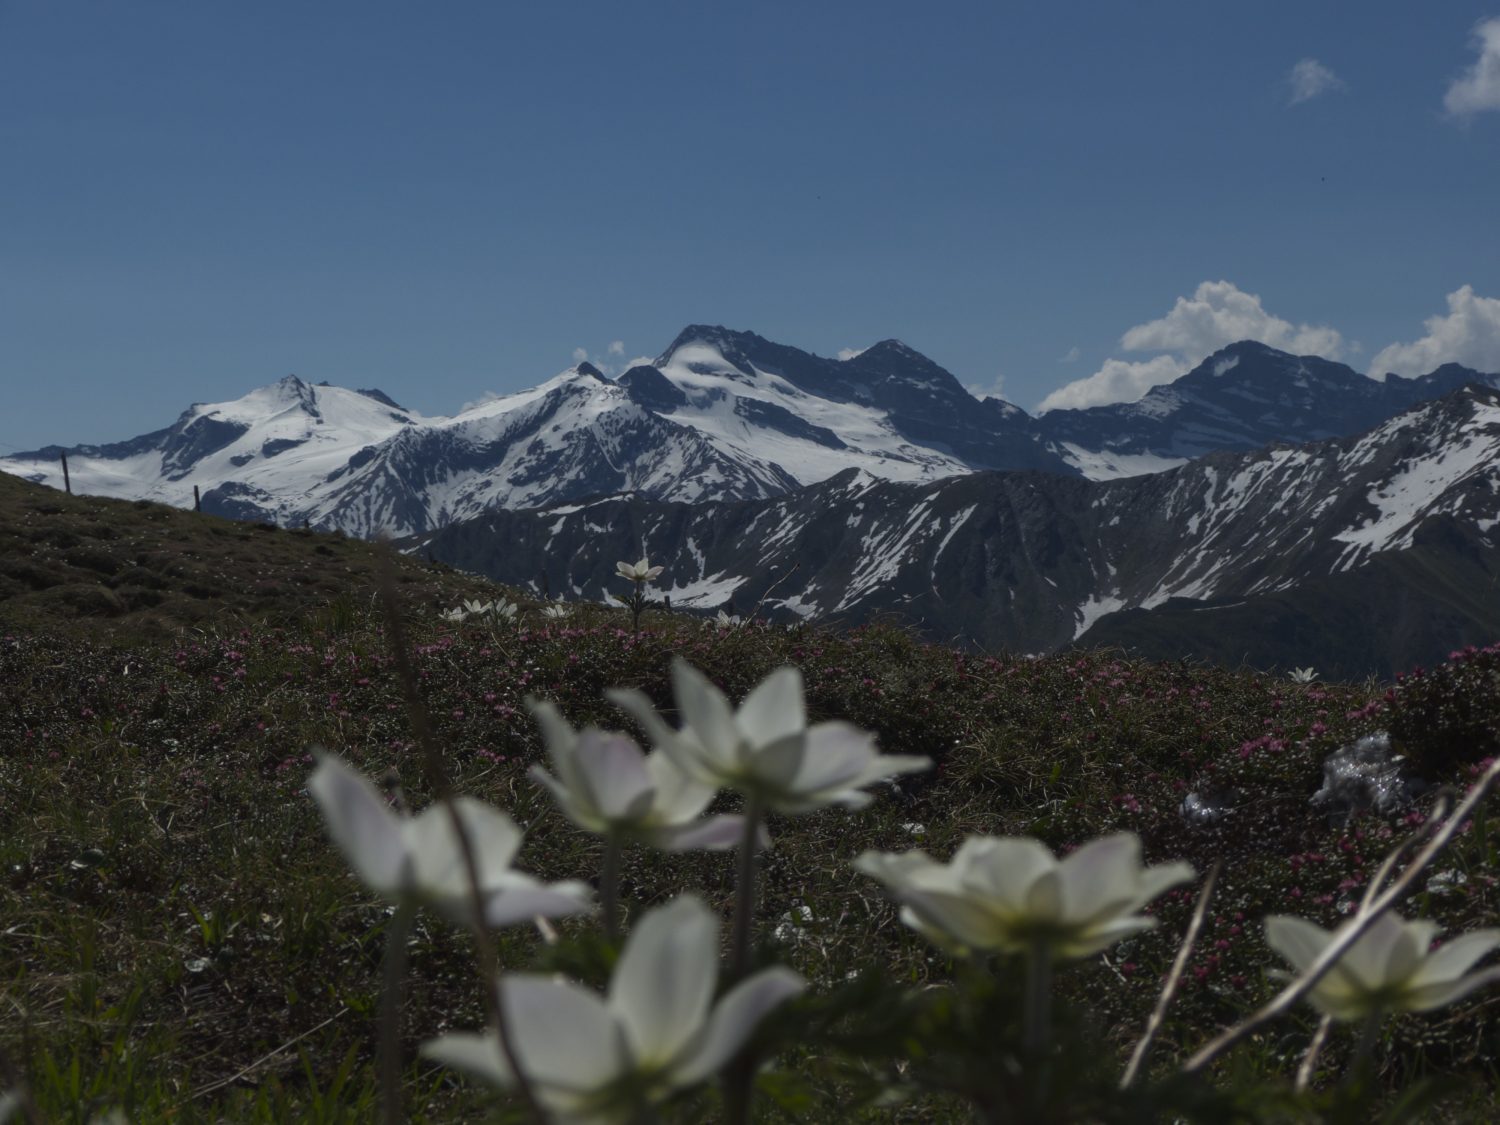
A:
[[1059, 346, 1081, 363], [608, 340, 625, 356], [965, 373, 1009, 401], [571, 347, 589, 364], [1037, 355, 1189, 412], [1445, 17, 1500, 117], [1368, 286, 1500, 377], [1120, 280, 1345, 359], [626, 355, 655, 370], [837, 346, 866, 361], [1287, 58, 1344, 105], [1036, 280, 1346, 412]]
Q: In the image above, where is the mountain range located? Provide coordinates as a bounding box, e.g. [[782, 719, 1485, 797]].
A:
[[4, 325, 1498, 676], [405, 384, 1500, 679]]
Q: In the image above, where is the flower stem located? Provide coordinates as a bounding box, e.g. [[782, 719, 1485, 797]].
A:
[[1344, 1009, 1383, 1087], [729, 795, 765, 982], [1023, 941, 1054, 1114], [1024, 942, 1052, 1057], [724, 795, 766, 1125], [601, 831, 623, 945], [378, 903, 414, 1125]]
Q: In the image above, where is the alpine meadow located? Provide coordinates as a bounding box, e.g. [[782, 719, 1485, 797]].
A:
[[5, 3, 1500, 1122]]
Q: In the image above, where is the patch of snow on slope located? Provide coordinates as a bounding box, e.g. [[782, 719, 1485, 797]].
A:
[[1332, 403, 1500, 564], [1074, 594, 1127, 640], [656, 342, 972, 486], [1060, 444, 1188, 481]]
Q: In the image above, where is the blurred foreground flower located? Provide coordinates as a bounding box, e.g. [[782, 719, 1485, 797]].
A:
[[527, 699, 749, 851], [308, 754, 592, 927], [611, 659, 929, 814], [1265, 911, 1500, 1020], [422, 896, 804, 1120], [856, 832, 1193, 959]]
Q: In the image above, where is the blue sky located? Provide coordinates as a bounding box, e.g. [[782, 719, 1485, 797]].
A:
[[4, 1, 1500, 445]]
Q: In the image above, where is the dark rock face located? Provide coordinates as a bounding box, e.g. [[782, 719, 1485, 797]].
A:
[[412, 386, 1500, 679], [618, 365, 689, 412], [161, 417, 251, 479]]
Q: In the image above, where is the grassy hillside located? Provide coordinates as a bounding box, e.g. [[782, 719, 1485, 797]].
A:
[[2, 474, 1499, 1121], [0, 470, 497, 640]]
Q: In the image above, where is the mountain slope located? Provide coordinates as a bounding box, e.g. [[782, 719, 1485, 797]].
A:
[[1039, 340, 1500, 470], [409, 385, 1500, 677], [645, 325, 1073, 478]]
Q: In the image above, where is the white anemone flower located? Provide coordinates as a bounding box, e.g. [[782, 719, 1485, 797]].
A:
[[855, 832, 1194, 960], [422, 895, 804, 1122], [308, 754, 592, 928], [526, 699, 749, 851], [1265, 912, 1500, 1020], [461, 598, 493, 617], [616, 557, 664, 583], [541, 602, 570, 620], [609, 659, 930, 814], [439, 607, 468, 624]]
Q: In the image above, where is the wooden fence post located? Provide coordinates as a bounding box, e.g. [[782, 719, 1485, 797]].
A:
[[60, 452, 71, 495], [193, 485, 202, 512]]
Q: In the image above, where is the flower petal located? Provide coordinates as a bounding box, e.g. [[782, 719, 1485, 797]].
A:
[[785, 722, 877, 793], [656, 814, 750, 852], [1057, 914, 1156, 959], [307, 753, 409, 896], [528, 765, 608, 834], [1125, 861, 1197, 912], [1383, 918, 1439, 985], [571, 731, 656, 822], [1409, 929, 1500, 989], [956, 837, 1056, 912], [404, 797, 523, 901], [1338, 912, 1410, 991], [526, 698, 588, 792], [609, 687, 724, 785], [671, 967, 805, 1086], [609, 896, 719, 1066], [477, 877, 594, 928], [1403, 965, 1500, 1012], [499, 975, 628, 1093], [735, 666, 807, 747], [1057, 834, 1143, 922], [746, 732, 807, 796], [1264, 915, 1333, 975], [891, 885, 1008, 950], [420, 1031, 511, 1089], [643, 749, 717, 823], [671, 661, 742, 763]]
